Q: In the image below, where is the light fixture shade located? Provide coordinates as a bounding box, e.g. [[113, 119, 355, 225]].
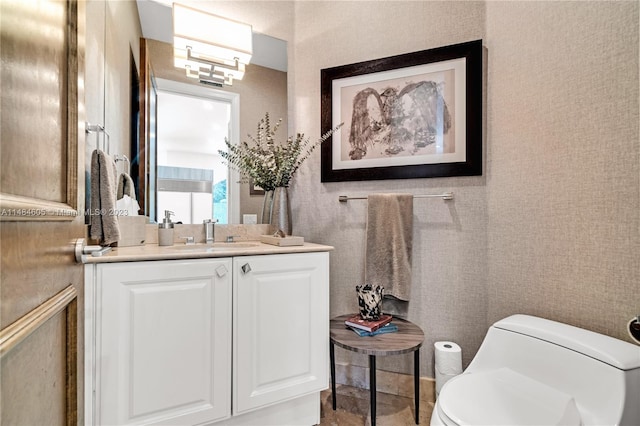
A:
[[174, 47, 246, 80], [173, 3, 252, 65]]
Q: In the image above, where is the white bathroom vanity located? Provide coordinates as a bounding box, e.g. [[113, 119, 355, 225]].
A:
[[83, 242, 331, 425]]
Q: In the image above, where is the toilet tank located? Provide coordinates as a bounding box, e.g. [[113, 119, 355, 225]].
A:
[[467, 315, 640, 426]]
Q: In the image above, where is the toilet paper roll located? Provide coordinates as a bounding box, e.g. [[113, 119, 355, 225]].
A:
[[434, 341, 463, 375], [434, 341, 463, 396], [435, 369, 458, 394]]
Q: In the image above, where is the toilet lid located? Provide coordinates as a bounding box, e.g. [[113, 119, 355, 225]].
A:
[[437, 368, 582, 426]]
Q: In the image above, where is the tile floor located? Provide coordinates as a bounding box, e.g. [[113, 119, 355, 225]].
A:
[[320, 384, 434, 426]]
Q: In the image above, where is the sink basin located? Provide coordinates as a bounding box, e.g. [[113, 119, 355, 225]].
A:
[[168, 242, 260, 251]]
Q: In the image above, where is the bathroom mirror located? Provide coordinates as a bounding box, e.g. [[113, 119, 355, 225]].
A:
[[133, 0, 288, 224]]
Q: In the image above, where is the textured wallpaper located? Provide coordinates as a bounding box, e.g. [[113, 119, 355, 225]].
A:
[[485, 1, 639, 339], [290, 1, 488, 376], [289, 0, 639, 378]]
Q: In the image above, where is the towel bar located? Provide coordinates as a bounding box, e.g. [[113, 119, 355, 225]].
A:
[[114, 154, 130, 174], [338, 192, 454, 202], [86, 122, 111, 153]]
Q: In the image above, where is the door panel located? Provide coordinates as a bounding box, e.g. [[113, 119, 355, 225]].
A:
[[0, 0, 82, 220], [0, 0, 86, 424], [2, 312, 68, 425], [0, 287, 78, 425]]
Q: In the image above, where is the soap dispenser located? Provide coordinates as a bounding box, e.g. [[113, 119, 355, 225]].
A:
[[158, 210, 175, 246]]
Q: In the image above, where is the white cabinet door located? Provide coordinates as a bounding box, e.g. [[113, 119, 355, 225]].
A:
[[233, 252, 329, 414], [96, 259, 232, 425]]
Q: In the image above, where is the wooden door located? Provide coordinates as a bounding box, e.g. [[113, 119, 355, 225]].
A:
[[0, 0, 86, 424], [233, 252, 330, 414]]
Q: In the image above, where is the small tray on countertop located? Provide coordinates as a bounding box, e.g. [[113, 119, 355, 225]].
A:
[[259, 235, 304, 246]]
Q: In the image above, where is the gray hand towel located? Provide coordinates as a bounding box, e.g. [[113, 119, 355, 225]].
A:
[[117, 172, 136, 200], [365, 193, 413, 314], [90, 150, 120, 245]]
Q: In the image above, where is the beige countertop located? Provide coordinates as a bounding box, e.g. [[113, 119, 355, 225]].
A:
[[81, 241, 334, 264]]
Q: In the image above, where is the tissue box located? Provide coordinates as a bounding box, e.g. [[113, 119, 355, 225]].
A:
[[116, 216, 147, 247], [259, 235, 304, 246]]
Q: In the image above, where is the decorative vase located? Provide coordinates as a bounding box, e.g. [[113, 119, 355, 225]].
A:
[[270, 186, 292, 235], [260, 190, 274, 224], [356, 284, 384, 320]]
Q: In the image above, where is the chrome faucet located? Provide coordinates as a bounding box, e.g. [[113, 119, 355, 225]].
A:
[[203, 219, 217, 244]]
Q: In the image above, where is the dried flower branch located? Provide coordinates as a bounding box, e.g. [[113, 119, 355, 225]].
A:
[[219, 112, 343, 190]]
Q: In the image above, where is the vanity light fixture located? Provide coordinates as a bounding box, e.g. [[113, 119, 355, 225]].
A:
[[172, 3, 252, 86]]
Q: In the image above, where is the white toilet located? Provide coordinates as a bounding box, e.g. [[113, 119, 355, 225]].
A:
[[431, 314, 640, 426]]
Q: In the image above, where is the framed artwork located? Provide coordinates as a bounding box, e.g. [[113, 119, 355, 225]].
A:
[[249, 179, 265, 196], [321, 39, 482, 182]]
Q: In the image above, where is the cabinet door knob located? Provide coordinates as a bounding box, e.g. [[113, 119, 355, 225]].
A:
[[215, 265, 228, 277], [241, 263, 252, 274]]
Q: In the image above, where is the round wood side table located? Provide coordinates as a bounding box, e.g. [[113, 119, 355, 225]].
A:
[[329, 314, 425, 425]]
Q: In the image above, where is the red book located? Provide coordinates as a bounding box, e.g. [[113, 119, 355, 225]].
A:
[[344, 314, 392, 332]]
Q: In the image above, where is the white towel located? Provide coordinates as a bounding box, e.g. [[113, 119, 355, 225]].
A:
[[117, 172, 136, 200], [115, 195, 141, 216], [90, 150, 120, 245], [365, 193, 413, 314]]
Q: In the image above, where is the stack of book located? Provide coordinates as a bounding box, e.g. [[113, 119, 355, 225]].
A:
[[344, 314, 398, 337]]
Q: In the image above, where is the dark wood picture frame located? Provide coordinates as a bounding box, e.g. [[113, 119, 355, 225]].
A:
[[321, 39, 482, 182], [249, 179, 265, 196]]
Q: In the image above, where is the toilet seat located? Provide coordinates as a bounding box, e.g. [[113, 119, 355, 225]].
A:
[[437, 368, 582, 426]]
